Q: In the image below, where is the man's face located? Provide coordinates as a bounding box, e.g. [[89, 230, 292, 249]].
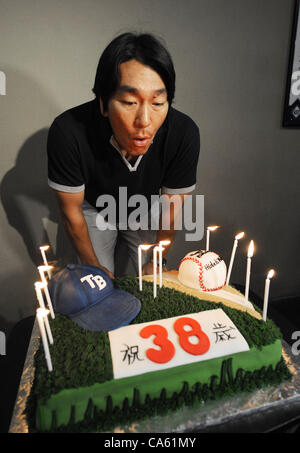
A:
[[102, 59, 169, 156]]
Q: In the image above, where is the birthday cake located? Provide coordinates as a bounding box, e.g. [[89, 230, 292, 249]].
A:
[[25, 251, 291, 433]]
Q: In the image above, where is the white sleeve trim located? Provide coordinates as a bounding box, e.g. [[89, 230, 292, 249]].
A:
[[48, 178, 85, 193], [161, 184, 196, 194]]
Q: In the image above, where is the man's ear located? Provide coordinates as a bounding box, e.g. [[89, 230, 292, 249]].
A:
[[99, 98, 108, 117]]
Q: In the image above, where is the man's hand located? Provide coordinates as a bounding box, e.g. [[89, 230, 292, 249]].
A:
[[153, 192, 189, 261], [98, 264, 115, 280], [53, 190, 114, 279]]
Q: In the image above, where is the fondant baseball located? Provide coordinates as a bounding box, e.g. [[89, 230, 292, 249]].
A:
[[178, 250, 227, 292]]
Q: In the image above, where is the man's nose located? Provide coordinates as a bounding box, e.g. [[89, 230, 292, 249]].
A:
[[135, 104, 151, 128]]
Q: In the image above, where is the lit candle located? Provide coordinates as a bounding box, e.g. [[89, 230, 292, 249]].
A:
[[34, 282, 54, 344], [138, 244, 152, 291], [40, 246, 51, 278], [263, 269, 275, 321], [157, 245, 166, 288], [153, 246, 158, 299], [158, 240, 171, 287], [36, 308, 53, 372], [206, 226, 219, 251], [153, 245, 164, 299], [34, 281, 46, 309], [226, 232, 245, 285], [245, 240, 254, 301], [38, 266, 55, 319]]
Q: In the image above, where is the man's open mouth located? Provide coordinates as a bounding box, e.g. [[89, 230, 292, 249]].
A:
[[132, 137, 151, 147]]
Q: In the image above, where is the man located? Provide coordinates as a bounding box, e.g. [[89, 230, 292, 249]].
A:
[[47, 32, 200, 279]]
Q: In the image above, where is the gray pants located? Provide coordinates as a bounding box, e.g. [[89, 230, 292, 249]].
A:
[[82, 201, 156, 275]]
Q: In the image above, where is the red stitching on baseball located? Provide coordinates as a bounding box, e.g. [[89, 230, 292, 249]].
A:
[[179, 255, 225, 292]]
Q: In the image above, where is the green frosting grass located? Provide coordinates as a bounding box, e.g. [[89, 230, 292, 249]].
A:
[[115, 278, 282, 349], [26, 277, 291, 432]]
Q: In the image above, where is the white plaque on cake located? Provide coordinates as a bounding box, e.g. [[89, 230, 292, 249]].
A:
[[108, 309, 249, 379]]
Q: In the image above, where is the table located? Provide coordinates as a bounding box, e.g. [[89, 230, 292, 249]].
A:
[[8, 318, 300, 433]]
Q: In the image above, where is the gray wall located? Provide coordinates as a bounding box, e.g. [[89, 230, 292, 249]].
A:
[[0, 0, 299, 336]]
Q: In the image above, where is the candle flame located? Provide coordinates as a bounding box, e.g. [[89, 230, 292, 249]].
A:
[[208, 225, 219, 231], [235, 231, 245, 240], [247, 240, 254, 258], [38, 265, 53, 272], [159, 240, 171, 246], [267, 269, 275, 279], [40, 245, 50, 251]]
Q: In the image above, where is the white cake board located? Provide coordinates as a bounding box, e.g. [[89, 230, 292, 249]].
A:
[[164, 271, 254, 309]]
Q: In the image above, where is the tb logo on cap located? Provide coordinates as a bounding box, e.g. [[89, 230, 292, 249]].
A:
[[80, 274, 107, 291]]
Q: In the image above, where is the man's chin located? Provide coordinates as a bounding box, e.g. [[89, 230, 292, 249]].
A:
[[128, 145, 151, 156]]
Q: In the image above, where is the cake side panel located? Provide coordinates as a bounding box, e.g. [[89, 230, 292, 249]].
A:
[[29, 277, 286, 432], [36, 339, 283, 431]]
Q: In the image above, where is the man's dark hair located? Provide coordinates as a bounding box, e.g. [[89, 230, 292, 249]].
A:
[[92, 32, 176, 111]]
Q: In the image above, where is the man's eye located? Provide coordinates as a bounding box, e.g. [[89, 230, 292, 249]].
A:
[[153, 102, 164, 107], [121, 101, 135, 106]]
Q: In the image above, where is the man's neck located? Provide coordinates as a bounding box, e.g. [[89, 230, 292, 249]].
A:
[[122, 151, 139, 164], [111, 136, 140, 164]]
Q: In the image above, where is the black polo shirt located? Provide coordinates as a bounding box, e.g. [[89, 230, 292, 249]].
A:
[[47, 99, 200, 210]]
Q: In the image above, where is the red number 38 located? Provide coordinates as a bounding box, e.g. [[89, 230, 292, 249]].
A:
[[139, 317, 210, 364]]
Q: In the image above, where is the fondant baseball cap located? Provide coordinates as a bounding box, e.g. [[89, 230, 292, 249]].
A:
[[48, 264, 141, 331]]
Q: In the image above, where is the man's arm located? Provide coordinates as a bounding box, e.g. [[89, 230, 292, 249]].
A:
[[142, 193, 187, 275], [53, 190, 114, 279]]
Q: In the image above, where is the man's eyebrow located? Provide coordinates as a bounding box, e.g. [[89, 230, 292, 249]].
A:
[[118, 85, 138, 94], [153, 88, 167, 96], [118, 85, 167, 95]]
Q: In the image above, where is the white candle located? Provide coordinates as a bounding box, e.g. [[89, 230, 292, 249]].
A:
[[153, 246, 158, 298], [34, 282, 54, 344], [152, 246, 163, 299], [158, 240, 171, 287], [38, 266, 55, 319], [226, 232, 245, 285], [206, 226, 219, 251], [138, 244, 152, 291], [36, 308, 53, 372], [34, 281, 46, 309], [152, 245, 165, 295], [40, 246, 51, 278], [157, 245, 166, 288], [245, 240, 254, 301], [263, 269, 275, 321]]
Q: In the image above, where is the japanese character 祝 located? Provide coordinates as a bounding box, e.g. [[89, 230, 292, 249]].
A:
[[121, 344, 144, 365]]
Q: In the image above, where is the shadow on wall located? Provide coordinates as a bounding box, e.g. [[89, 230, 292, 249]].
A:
[[0, 129, 132, 280], [0, 128, 78, 270], [0, 68, 131, 338]]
